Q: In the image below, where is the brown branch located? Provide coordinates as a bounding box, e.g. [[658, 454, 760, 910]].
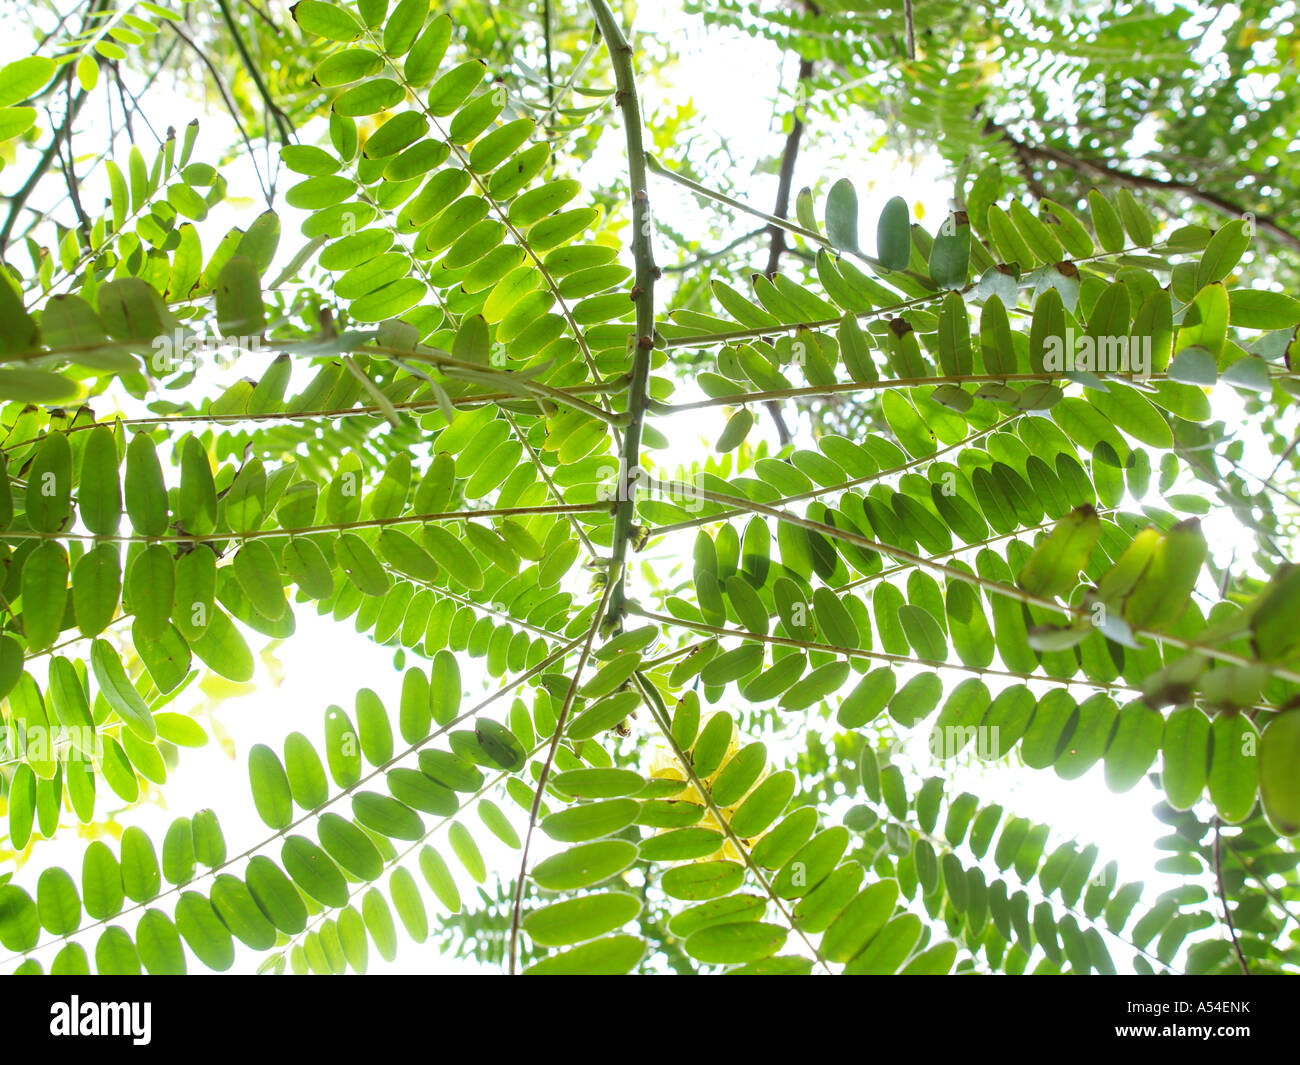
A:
[[762, 59, 814, 280], [662, 226, 766, 273], [758, 56, 816, 447], [51, 67, 91, 240], [0, 85, 90, 253], [985, 119, 1300, 251], [166, 21, 273, 206]]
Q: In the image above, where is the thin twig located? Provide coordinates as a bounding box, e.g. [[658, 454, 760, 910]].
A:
[[1213, 817, 1252, 975], [507, 578, 615, 974], [166, 20, 272, 206], [0, 84, 89, 253], [214, 0, 294, 146], [661, 226, 767, 273], [50, 68, 91, 240], [631, 670, 833, 973]]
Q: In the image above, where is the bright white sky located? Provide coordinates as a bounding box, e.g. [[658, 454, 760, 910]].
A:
[[0, 1, 1274, 976]]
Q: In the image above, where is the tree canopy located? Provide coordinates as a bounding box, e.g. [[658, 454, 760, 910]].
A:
[[0, 0, 1298, 976]]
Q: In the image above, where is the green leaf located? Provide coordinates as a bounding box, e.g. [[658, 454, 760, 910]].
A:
[[825, 178, 860, 253], [124, 433, 168, 536], [79, 426, 122, 535], [173, 440, 217, 537], [281, 835, 349, 908], [427, 60, 486, 117], [1260, 710, 1300, 837], [979, 294, 1015, 376], [1197, 220, 1250, 288], [215, 256, 265, 337], [233, 540, 287, 621], [876, 196, 910, 270], [192, 809, 226, 867], [292, 1, 364, 41], [929, 213, 971, 289], [542, 799, 639, 843], [532, 840, 638, 891], [175, 891, 235, 971], [0, 106, 37, 144], [379, 870, 424, 946], [283, 538, 334, 599], [384, 0, 431, 57], [523, 892, 643, 947], [249, 743, 294, 829], [335, 532, 391, 595], [82, 841, 124, 920], [1208, 713, 1257, 824], [1088, 190, 1124, 253], [474, 716, 526, 771], [94, 927, 140, 975], [448, 822, 485, 881], [120, 826, 161, 902], [91, 638, 155, 740], [1120, 519, 1207, 631], [22, 541, 69, 651], [136, 910, 186, 974], [1229, 288, 1300, 330], [716, 408, 754, 453], [210, 875, 277, 950], [1161, 706, 1211, 811], [1115, 189, 1153, 246], [685, 921, 787, 965], [26, 432, 72, 532], [418, 846, 461, 911], [162, 817, 195, 885], [730, 771, 795, 838], [37, 867, 81, 935], [1167, 346, 1217, 385], [1017, 505, 1100, 598], [126, 543, 174, 639], [314, 48, 384, 87], [524, 934, 646, 975], [843, 912, 922, 974], [821, 879, 899, 962], [246, 856, 308, 934], [0, 885, 38, 952], [353, 791, 424, 840], [0, 57, 55, 107], [318, 812, 384, 880], [191, 606, 255, 681]]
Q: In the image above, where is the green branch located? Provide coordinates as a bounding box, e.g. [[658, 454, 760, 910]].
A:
[[589, 0, 657, 631]]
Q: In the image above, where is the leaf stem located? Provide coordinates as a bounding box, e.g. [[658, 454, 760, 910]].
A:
[[643, 474, 1300, 684], [0, 504, 607, 545], [507, 578, 614, 973]]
